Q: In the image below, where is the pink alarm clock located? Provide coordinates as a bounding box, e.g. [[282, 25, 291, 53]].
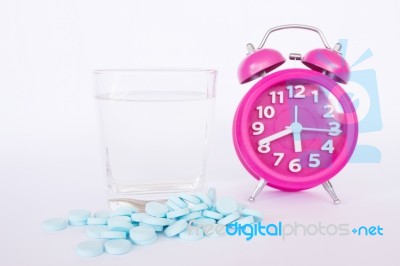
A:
[[233, 25, 358, 204]]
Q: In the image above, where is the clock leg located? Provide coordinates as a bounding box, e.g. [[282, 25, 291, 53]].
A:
[[322, 181, 341, 205], [248, 178, 266, 202]]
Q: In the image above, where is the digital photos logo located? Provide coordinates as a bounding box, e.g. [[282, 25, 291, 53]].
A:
[[339, 39, 382, 163], [186, 220, 384, 241]]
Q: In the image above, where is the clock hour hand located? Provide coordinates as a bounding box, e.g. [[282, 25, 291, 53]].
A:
[[258, 127, 293, 145]]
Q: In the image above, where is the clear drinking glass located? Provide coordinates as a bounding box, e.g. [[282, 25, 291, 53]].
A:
[[93, 69, 216, 205]]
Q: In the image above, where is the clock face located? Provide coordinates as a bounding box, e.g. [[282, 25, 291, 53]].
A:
[[233, 69, 358, 190]]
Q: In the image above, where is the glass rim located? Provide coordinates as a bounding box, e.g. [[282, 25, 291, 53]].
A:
[[93, 68, 217, 75]]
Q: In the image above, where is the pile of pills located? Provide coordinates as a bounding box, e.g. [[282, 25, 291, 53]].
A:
[[42, 188, 264, 257]]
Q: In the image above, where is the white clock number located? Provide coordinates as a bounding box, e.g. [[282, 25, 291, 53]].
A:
[[269, 91, 284, 104], [251, 122, 264, 135], [256, 106, 275, 119], [273, 152, 284, 166], [286, 85, 306, 99], [258, 142, 271, 154], [321, 139, 334, 154], [323, 105, 335, 118], [311, 90, 318, 103], [328, 122, 341, 136], [308, 154, 321, 168], [289, 158, 302, 173]]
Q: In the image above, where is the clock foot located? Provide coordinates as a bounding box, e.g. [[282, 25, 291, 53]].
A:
[[248, 179, 266, 202], [322, 181, 341, 205]]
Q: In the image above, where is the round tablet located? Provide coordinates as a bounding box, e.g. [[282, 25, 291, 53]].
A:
[[215, 198, 238, 215], [133, 235, 157, 246], [240, 208, 264, 222], [68, 209, 91, 222], [104, 239, 132, 255], [145, 201, 169, 218], [87, 217, 108, 225], [42, 218, 68, 231], [76, 240, 104, 257], [107, 216, 131, 226], [129, 225, 156, 243], [179, 194, 201, 204], [217, 211, 240, 225], [179, 227, 204, 241], [164, 220, 188, 237], [86, 225, 109, 238], [202, 210, 223, 220], [166, 208, 190, 219]]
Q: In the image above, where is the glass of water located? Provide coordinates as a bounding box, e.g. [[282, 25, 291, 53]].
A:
[[93, 69, 217, 205]]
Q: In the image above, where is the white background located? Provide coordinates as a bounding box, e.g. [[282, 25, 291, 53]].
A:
[[1, 0, 399, 265]]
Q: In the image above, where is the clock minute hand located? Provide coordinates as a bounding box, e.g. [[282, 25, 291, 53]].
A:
[[258, 127, 293, 145]]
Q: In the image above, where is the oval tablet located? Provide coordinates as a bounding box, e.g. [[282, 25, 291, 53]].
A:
[[104, 239, 132, 255]]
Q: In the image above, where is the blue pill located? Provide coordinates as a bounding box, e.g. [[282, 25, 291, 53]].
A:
[[215, 197, 238, 215], [100, 231, 127, 239], [133, 235, 157, 246], [179, 211, 202, 221], [145, 201, 169, 218], [166, 208, 190, 219], [87, 217, 108, 225], [217, 211, 240, 225], [76, 240, 104, 257], [179, 227, 204, 241], [169, 195, 188, 208], [86, 225, 109, 238], [179, 194, 201, 204], [107, 216, 131, 226], [42, 218, 68, 231], [189, 203, 209, 212], [164, 220, 188, 237], [166, 200, 182, 211], [202, 210, 223, 220], [104, 239, 132, 255], [68, 209, 91, 222], [129, 225, 157, 245]]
